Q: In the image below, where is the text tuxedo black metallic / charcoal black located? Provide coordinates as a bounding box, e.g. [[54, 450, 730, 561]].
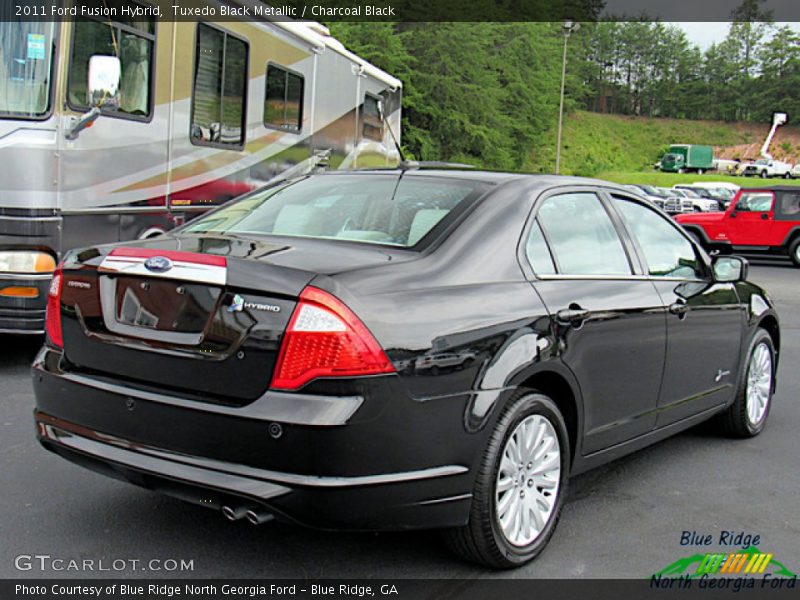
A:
[[32, 170, 780, 568]]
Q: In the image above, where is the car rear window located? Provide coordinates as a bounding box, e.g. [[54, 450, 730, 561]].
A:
[[181, 174, 486, 248]]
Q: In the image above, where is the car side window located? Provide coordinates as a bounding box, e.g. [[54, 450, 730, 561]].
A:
[[613, 196, 704, 280], [536, 192, 631, 276], [777, 193, 800, 220], [735, 192, 774, 212], [525, 219, 556, 275]]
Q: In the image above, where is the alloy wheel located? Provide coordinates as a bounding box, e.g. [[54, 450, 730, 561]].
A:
[[495, 415, 561, 547], [746, 342, 772, 426]]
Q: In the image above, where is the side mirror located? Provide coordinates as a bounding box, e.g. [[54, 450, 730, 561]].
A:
[[376, 99, 385, 121], [66, 55, 121, 141], [713, 255, 748, 283], [88, 55, 121, 109]]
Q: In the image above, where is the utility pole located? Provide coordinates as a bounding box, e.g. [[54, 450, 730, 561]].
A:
[[556, 20, 579, 175]]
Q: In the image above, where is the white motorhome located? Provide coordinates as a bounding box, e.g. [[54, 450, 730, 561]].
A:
[[0, 0, 402, 334]]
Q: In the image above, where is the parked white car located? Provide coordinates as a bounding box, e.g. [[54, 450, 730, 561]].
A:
[[671, 187, 720, 212], [790, 164, 800, 179], [624, 185, 691, 214], [741, 158, 793, 178], [689, 181, 740, 194]]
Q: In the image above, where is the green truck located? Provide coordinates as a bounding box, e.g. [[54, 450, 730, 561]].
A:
[[659, 144, 714, 174]]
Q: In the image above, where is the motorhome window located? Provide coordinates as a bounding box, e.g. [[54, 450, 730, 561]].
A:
[[264, 64, 303, 132], [191, 24, 248, 147], [67, 10, 155, 118], [362, 94, 383, 141], [0, 19, 56, 119]]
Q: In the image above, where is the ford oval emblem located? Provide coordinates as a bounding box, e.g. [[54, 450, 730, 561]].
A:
[[144, 256, 173, 273]]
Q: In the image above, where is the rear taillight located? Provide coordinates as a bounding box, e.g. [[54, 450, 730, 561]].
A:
[[45, 267, 63, 348], [271, 286, 395, 391]]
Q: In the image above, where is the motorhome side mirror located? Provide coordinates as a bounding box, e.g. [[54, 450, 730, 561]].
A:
[[376, 100, 385, 121], [88, 55, 121, 109], [713, 255, 748, 283]]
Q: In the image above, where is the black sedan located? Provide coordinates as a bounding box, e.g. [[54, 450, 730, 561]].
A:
[[33, 169, 779, 568]]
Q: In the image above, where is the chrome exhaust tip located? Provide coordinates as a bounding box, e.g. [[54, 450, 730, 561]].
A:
[[245, 509, 274, 525], [222, 505, 248, 521]]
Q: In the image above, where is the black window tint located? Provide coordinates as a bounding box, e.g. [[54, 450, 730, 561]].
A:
[[536, 193, 631, 276], [735, 192, 774, 212], [614, 197, 704, 279], [777, 193, 800, 219], [525, 219, 556, 275], [264, 64, 303, 132], [191, 24, 248, 146], [362, 94, 383, 141], [68, 12, 155, 118]]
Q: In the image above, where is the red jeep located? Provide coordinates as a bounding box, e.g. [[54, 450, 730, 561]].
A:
[[676, 186, 800, 266]]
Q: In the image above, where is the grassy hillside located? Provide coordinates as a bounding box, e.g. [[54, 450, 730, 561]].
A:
[[596, 170, 800, 188], [528, 111, 768, 177]]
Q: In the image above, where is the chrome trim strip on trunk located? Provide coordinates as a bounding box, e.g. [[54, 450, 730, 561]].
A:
[[97, 255, 227, 286]]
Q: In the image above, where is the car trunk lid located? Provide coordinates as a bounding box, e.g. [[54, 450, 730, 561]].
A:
[[58, 235, 410, 404]]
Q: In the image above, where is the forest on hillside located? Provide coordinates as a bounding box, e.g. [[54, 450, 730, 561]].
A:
[[326, 0, 800, 170]]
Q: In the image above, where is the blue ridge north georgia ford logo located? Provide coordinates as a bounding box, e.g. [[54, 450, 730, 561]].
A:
[[143, 256, 173, 273]]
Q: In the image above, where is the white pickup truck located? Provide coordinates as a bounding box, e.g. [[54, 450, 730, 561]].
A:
[[741, 158, 793, 178]]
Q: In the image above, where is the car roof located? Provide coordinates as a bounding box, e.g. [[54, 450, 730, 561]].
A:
[[740, 186, 800, 192], [335, 168, 632, 191]]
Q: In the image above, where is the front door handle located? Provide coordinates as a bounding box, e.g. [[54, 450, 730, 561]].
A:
[[761, 213, 769, 220], [669, 299, 690, 317], [556, 306, 590, 325]]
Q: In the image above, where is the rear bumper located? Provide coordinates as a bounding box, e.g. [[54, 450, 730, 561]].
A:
[[36, 412, 470, 530], [32, 347, 477, 530], [0, 273, 50, 334]]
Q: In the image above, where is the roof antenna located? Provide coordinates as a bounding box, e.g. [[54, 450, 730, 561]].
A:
[[377, 100, 417, 169]]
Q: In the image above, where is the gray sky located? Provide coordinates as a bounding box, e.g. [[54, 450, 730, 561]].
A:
[[674, 22, 800, 50]]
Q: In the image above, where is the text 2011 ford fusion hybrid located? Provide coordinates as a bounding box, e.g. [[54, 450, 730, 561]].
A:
[[33, 169, 779, 568]]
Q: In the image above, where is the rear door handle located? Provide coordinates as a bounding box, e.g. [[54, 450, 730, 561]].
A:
[[556, 307, 590, 325]]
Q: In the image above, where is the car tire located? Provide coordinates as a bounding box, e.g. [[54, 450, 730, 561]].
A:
[[697, 169, 704, 175], [761, 171, 768, 179], [790, 238, 800, 267], [715, 329, 775, 438], [784, 172, 792, 179], [443, 391, 570, 569], [677, 168, 685, 174]]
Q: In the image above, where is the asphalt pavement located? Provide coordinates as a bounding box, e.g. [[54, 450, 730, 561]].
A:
[[1, 261, 798, 579]]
